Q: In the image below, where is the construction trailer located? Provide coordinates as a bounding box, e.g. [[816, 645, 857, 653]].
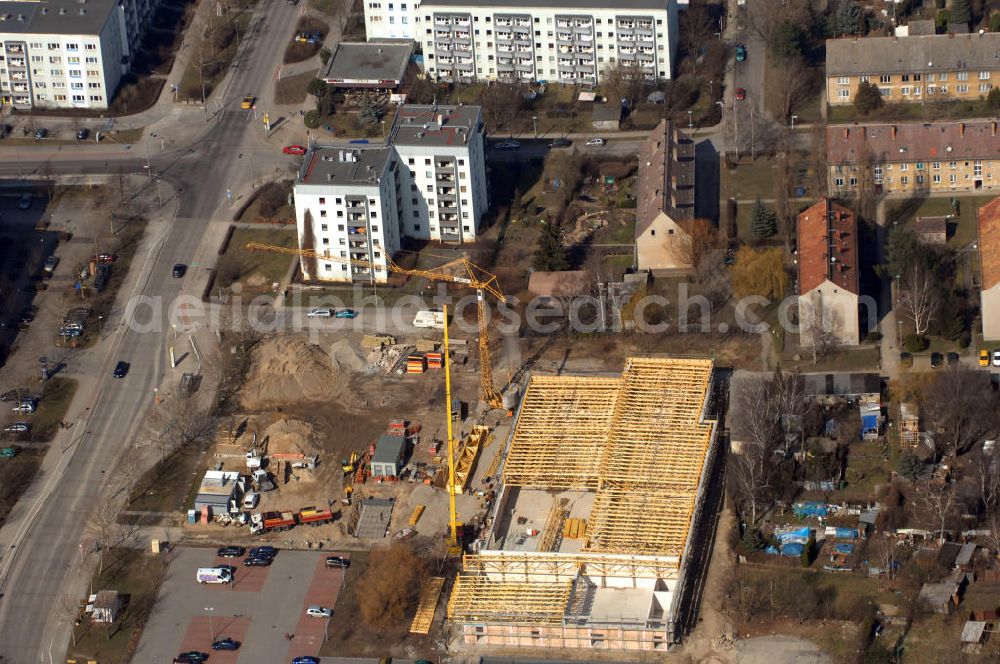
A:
[[447, 357, 721, 652], [371, 434, 407, 478]]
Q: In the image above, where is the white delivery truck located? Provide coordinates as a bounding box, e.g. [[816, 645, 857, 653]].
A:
[[413, 308, 446, 329], [196, 567, 233, 584]]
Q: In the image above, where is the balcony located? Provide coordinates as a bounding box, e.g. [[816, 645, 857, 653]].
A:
[[619, 34, 635, 42], [437, 187, 457, 197], [439, 56, 455, 65], [434, 17, 453, 25], [435, 31, 453, 39], [346, 200, 364, 208], [9, 59, 24, 68], [496, 19, 512, 27], [557, 32, 573, 41], [497, 32, 512, 40], [497, 45, 513, 53], [454, 32, 471, 40], [638, 21, 653, 29], [6, 45, 22, 54], [347, 225, 369, 237], [618, 21, 635, 29], [436, 159, 456, 169], [556, 19, 571, 28]]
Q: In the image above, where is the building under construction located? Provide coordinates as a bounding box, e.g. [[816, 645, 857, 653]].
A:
[[448, 356, 721, 652]]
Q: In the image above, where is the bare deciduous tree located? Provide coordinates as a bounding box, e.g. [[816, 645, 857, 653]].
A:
[[86, 493, 125, 574], [600, 62, 646, 110], [898, 264, 938, 337], [772, 144, 794, 252], [920, 481, 958, 543], [873, 535, 898, 587], [799, 294, 842, 364], [921, 368, 994, 460], [680, 5, 716, 61], [974, 457, 1000, 515], [810, 125, 829, 198], [771, 56, 811, 124], [729, 373, 783, 528], [983, 511, 1000, 555]]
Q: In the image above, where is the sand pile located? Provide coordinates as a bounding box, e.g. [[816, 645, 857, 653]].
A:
[[262, 418, 315, 456], [241, 335, 361, 409]]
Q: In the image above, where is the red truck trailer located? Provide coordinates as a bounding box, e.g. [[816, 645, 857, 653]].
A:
[[297, 506, 335, 527]]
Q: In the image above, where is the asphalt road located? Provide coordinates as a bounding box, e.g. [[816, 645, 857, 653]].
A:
[[0, 2, 304, 661]]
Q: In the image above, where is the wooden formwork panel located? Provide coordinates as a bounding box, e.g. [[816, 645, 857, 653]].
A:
[[409, 576, 445, 634]]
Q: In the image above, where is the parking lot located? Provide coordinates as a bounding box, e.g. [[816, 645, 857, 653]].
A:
[[135, 548, 346, 663]]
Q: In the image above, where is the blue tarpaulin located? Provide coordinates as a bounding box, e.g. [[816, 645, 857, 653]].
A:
[[793, 502, 829, 518], [861, 414, 879, 432], [833, 543, 855, 555], [765, 546, 780, 555], [834, 528, 859, 540], [781, 542, 805, 557], [776, 527, 812, 542]]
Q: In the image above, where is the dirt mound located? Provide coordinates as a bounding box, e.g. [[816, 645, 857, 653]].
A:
[[242, 335, 361, 409], [263, 418, 315, 456]]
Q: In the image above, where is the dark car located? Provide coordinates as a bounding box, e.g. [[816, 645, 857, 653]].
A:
[[243, 556, 272, 567], [334, 309, 358, 319], [578, 194, 597, 203], [249, 546, 277, 558], [946, 351, 960, 366], [548, 137, 571, 148], [19, 308, 35, 324], [325, 555, 350, 569], [34, 128, 47, 139], [77, 128, 90, 140], [931, 352, 943, 368], [212, 637, 240, 651], [217, 545, 245, 558], [113, 361, 130, 378], [172, 263, 187, 278], [735, 43, 747, 62], [292, 657, 320, 664], [173, 652, 208, 663]]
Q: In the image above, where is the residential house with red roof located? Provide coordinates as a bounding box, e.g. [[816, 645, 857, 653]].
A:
[[977, 197, 1000, 340], [635, 120, 699, 272], [797, 199, 861, 347]]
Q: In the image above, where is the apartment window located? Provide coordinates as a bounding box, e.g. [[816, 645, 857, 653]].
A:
[[88, 82, 101, 89], [900, 163, 909, 171], [47, 43, 58, 50], [981, 71, 991, 80], [30, 56, 42, 63], [849, 177, 858, 187], [70, 82, 83, 90], [932, 161, 941, 169], [48, 56, 61, 64], [860, 75, 870, 83], [54, 94, 66, 100], [35, 94, 45, 100], [958, 71, 969, 80], [900, 176, 908, 185], [879, 74, 891, 83], [980, 83, 992, 93], [67, 57, 79, 64], [837, 76, 849, 85], [939, 85, 949, 93], [71, 94, 84, 102], [927, 85, 937, 94], [337, 224, 345, 231], [838, 89, 849, 98], [85, 44, 97, 51], [916, 162, 924, 170], [29, 42, 41, 48], [933, 174, 941, 184], [879, 87, 891, 96], [913, 73, 921, 81], [901, 86, 910, 95], [426, 185, 433, 192], [34, 82, 45, 88], [901, 74, 909, 82], [321, 238, 329, 245], [51, 69, 62, 76], [320, 210, 327, 217], [412, 210, 419, 218], [336, 210, 343, 217], [949, 161, 957, 169], [372, 226, 379, 232], [424, 158, 431, 165], [319, 197, 326, 204], [66, 43, 78, 51], [926, 73, 935, 82], [957, 85, 969, 93], [939, 73, 948, 81], [916, 175, 925, 184], [950, 173, 958, 183], [913, 86, 921, 95], [321, 224, 328, 231]]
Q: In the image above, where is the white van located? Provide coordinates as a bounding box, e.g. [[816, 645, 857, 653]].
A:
[[242, 491, 260, 509], [413, 309, 446, 329], [196, 567, 233, 584]]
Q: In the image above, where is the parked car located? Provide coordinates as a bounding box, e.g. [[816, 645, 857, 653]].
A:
[[946, 351, 960, 366], [993, 350, 1000, 367], [43, 256, 59, 274], [930, 352, 943, 368], [292, 657, 320, 664], [249, 546, 277, 558], [325, 556, 350, 569], [735, 43, 747, 62], [494, 140, 520, 151], [113, 361, 130, 378], [981, 349, 991, 367], [283, 144, 307, 155], [306, 605, 333, 618], [735, 88, 747, 101], [548, 137, 571, 148], [211, 637, 240, 651], [173, 652, 208, 663], [307, 308, 333, 318], [34, 128, 47, 139], [172, 263, 187, 278], [76, 128, 90, 140], [243, 556, 272, 567], [217, 545, 245, 558], [18, 193, 33, 209], [94, 252, 117, 263], [3, 422, 29, 434], [585, 137, 605, 147], [578, 194, 597, 203], [12, 398, 36, 414], [241, 95, 256, 110], [334, 309, 358, 319], [19, 308, 35, 324]]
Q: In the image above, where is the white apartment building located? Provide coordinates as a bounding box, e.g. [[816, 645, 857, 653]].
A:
[[365, 0, 678, 85], [294, 104, 488, 284], [0, 0, 160, 110]]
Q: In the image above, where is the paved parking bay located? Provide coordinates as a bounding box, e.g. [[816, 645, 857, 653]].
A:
[[135, 548, 345, 663]]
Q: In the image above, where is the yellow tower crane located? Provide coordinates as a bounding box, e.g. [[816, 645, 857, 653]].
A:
[[244, 242, 507, 408]]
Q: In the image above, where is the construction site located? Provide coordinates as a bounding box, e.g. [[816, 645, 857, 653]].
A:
[[447, 356, 724, 652]]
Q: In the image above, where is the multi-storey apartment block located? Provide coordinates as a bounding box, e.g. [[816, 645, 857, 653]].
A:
[[826, 32, 1000, 106], [294, 104, 488, 284], [365, 0, 677, 85], [827, 121, 1000, 196], [0, 0, 161, 110]]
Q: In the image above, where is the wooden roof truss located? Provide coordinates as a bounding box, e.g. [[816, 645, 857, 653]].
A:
[[447, 576, 572, 624], [463, 552, 679, 581]]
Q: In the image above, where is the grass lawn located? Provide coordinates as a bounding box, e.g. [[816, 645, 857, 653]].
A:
[[129, 440, 212, 513], [216, 226, 297, 292], [82, 215, 150, 346], [27, 377, 78, 442], [66, 549, 169, 664], [841, 440, 890, 499], [887, 194, 993, 249], [782, 346, 881, 374], [721, 157, 778, 202], [275, 69, 317, 106], [0, 446, 44, 527], [829, 98, 1000, 124]]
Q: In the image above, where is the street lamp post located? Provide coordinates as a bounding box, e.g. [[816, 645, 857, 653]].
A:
[[790, 114, 799, 131], [687, 109, 693, 129], [204, 607, 215, 640], [532, 115, 538, 139]]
